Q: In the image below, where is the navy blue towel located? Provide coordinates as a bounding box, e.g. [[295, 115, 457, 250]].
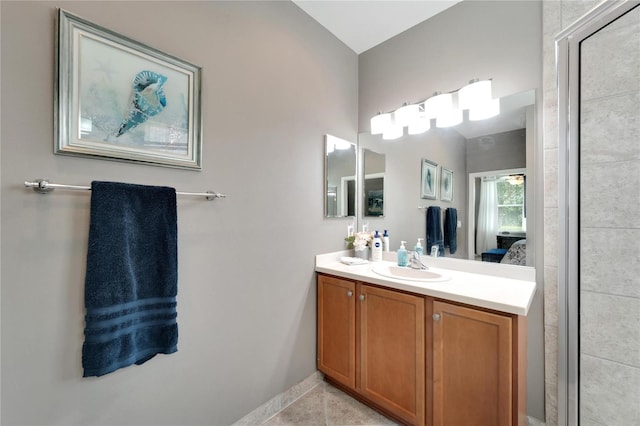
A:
[[426, 206, 444, 256], [444, 208, 458, 255], [82, 181, 178, 377]]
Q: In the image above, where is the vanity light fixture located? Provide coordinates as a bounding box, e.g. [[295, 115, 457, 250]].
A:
[[382, 124, 403, 140], [408, 104, 431, 135], [370, 78, 498, 138], [469, 98, 500, 121], [458, 79, 492, 110], [393, 103, 420, 127], [370, 112, 392, 135], [436, 107, 463, 128], [425, 92, 453, 116]]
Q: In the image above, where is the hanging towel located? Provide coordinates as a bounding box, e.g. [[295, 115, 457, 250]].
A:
[[444, 208, 458, 255], [82, 181, 178, 377], [426, 206, 444, 256]]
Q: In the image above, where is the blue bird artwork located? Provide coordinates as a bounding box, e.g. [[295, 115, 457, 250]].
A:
[[116, 70, 168, 137]]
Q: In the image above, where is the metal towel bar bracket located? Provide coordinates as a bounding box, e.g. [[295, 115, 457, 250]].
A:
[[24, 179, 227, 201]]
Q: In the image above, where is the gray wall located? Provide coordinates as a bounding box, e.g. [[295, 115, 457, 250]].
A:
[[358, 1, 544, 420], [0, 1, 357, 425], [467, 129, 527, 174]]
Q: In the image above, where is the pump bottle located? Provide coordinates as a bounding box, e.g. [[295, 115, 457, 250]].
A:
[[397, 241, 408, 267], [371, 231, 383, 262]]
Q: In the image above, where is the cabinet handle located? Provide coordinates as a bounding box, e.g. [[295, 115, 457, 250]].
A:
[[347, 291, 353, 297], [359, 295, 365, 301], [433, 313, 441, 321]]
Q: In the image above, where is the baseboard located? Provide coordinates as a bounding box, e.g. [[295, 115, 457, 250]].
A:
[[527, 416, 546, 426], [231, 371, 324, 425]]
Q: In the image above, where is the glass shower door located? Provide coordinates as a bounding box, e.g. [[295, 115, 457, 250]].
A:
[[557, 2, 640, 425], [578, 5, 640, 425]]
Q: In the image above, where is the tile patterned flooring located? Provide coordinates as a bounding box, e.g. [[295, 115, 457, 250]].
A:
[[262, 381, 397, 426]]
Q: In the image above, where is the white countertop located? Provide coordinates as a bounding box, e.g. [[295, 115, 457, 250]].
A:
[[315, 251, 536, 316]]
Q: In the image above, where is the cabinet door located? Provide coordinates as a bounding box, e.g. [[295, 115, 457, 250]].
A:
[[360, 284, 425, 426], [432, 300, 512, 426], [317, 274, 356, 388]]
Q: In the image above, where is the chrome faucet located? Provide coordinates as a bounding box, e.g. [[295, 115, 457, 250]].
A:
[[409, 251, 428, 270]]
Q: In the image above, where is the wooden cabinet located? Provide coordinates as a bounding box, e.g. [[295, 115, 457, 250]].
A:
[[317, 275, 425, 425], [317, 273, 526, 426], [360, 284, 425, 425], [317, 274, 356, 388], [432, 300, 526, 426]]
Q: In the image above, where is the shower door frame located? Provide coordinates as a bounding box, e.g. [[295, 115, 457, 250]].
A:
[[556, 1, 639, 425]]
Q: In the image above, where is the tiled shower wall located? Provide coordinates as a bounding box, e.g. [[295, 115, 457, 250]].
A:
[[543, 1, 640, 425], [579, 5, 640, 425]]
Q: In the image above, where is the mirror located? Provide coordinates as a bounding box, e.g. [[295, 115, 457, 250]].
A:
[[325, 134, 357, 218], [363, 149, 385, 217], [358, 90, 535, 265]]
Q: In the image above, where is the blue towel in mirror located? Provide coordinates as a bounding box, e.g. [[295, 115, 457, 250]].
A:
[[444, 208, 458, 254], [426, 206, 444, 255], [82, 181, 178, 377]]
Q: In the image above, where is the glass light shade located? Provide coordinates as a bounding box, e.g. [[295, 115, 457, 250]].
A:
[[326, 143, 334, 155], [382, 125, 403, 140], [435, 108, 463, 128], [458, 79, 492, 110], [370, 112, 392, 135], [424, 92, 453, 119], [408, 117, 431, 135], [469, 98, 500, 121], [393, 103, 419, 127]]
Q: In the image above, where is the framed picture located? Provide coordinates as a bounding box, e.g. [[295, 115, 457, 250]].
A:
[[364, 176, 384, 217], [55, 9, 202, 170], [420, 159, 438, 199], [440, 167, 453, 202], [366, 189, 384, 217]]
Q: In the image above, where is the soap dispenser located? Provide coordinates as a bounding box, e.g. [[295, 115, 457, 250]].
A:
[[397, 241, 408, 267], [382, 230, 390, 252], [372, 230, 383, 262], [414, 238, 424, 257]]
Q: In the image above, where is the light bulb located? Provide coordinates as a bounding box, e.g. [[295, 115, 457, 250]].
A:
[[408, 117, 431, 135], [458, 79, 492, 110], [382, 125, 403, 140], [424, 92, 453, 119], [393, 103, 419, 127], [370, 112, 392, 135], [469, 98, 500, 120], [436, 108, 463, 128]]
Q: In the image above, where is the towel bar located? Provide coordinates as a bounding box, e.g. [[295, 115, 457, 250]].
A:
[[24, 179, 227, 201]]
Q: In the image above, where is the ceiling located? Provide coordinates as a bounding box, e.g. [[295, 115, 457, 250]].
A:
[[292, 0, 531, 139], [292, 0, 462, 54]]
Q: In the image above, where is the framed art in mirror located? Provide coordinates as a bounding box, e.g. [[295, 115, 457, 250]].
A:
[[55, 9, 203, 170], [420, 159, 438, 199], [440, 167, 453, 202]]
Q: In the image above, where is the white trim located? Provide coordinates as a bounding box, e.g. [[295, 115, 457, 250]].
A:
[[231, 371, 324, 425]]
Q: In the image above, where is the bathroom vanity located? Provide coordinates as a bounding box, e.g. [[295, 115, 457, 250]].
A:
[[315, 252, 535, 426]]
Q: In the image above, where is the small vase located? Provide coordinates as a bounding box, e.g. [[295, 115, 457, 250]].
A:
[[354, 247, 369, 260]]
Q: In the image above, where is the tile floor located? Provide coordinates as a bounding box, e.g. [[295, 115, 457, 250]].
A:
[[262, 381, 398, 425]]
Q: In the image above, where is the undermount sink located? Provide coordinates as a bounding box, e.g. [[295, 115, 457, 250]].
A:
[[372, 264, 450, 282]]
